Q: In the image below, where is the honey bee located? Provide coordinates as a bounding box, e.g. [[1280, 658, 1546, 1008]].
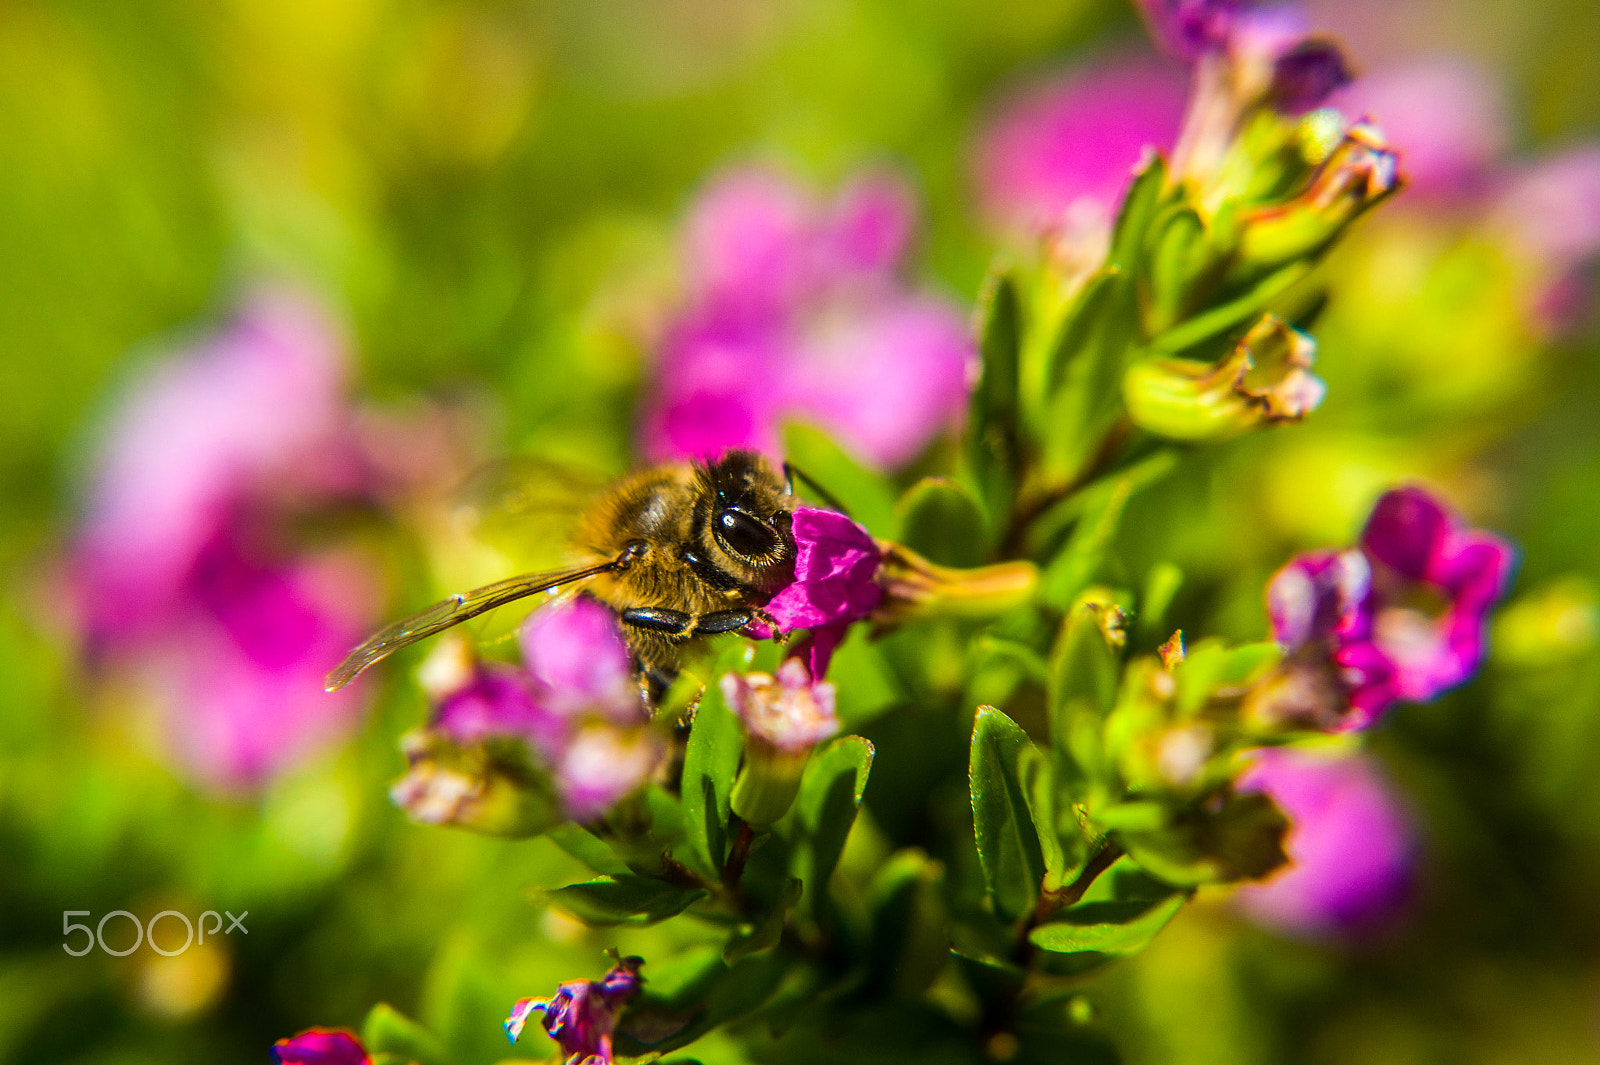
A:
[[325, 450, 802, 694]]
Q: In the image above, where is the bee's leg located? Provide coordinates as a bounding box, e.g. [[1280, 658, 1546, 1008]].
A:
[[619, 607, 757, 638], [637, 664, 677, 713]]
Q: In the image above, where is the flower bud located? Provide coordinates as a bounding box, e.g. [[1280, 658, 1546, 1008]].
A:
[[1124, 315, 1325, 440], [872, 541, 1039, 624], [1234, 121, 1401, 273], [723, 659, 840, 825]]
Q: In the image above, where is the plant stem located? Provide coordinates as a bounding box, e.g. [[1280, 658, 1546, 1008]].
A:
[[999, 418, 1133, 559], [1012, 840, 1124, 967], [723, 820, 756, 897]]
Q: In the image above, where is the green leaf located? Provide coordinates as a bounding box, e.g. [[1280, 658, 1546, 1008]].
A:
[[1043, 269, 1119, 397], [1172, 639, 1282, 717], [1145, 203, 1210, 334], [897, 477, 990, 567], [1109, 154, 1170, 270], [1048, 590, 1126, 788], [791, 735, 874, 918], [967, 268, 1024, 521], [974, 634, 1052, 684], [679, 668, 746, 880], [1148, 259, 1312, 355], [969, 708, 1064, 919], [1135, 562, 1185, 646], [362, 1003, 455, 1065], [1049, 591, 1125, 721], [724, 877, 803, 962], [1028, 894, 1184, 955], [1037, 451, 1178, 608], [1029, 859, 1186, 956], [546, 822, 631, 878], [617, 949, 791, 1057], [865, 850, 949, 999], [783, 422, 898, 536], [547, 876, 708, 926]]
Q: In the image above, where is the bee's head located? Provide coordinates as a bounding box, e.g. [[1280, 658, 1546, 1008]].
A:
[[695, 451, 795, 575]]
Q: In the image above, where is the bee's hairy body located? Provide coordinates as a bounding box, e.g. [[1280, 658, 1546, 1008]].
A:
[[571, 457, 797, 676], [324, 450, 798, 694]]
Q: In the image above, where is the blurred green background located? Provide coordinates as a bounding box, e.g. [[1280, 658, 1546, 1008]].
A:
[[3, 0, 1600, 1062]]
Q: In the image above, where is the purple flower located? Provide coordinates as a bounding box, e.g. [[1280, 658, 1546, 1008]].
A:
[[1140, 0, 1350, 113], [1491, 146, 1600, 333], [975, 55, 1188, 238], [639, 167, 975, 470], [1260, 487, 1515, 730], [1264, 35, 1354, 114], [406, 600, 662, 824], [73, 287, 358, 642], [271, 1029, 372, 1065], [1360, 486, 1516, 704], [751, 507, 883, 677], [1136, 0, 1243, 60], [1234, 748, 1417, 939], [721, 658, 840, 754], [66, 287, 382, 792], [506, 956, 643, 1064]]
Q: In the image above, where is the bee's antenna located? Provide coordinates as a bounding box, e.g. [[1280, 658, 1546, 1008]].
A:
[[782, 462, 851, 516]]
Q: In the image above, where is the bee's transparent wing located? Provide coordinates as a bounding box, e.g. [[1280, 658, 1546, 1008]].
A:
[[324, 560, 618, 692], [450, 456, 611, 571]]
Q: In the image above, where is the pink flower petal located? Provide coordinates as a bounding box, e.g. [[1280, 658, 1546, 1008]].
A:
[[1235, 748, 1417, 939]]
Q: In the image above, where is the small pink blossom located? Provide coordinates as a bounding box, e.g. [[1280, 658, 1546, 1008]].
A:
[[1360, 486, 1516, 705], [1235, 748, 1417, 939], [1262, 487, 1514, 730], [271, 1029, 372, 1065], [639, 168, 974, 470], [506, 957, 644, 1064], [415, 599, 661, 823], [975, 56, 1188, 238], [1135, 0, 1243, 60], [721, 658, 840, 754], [67, 287, 382, 793]]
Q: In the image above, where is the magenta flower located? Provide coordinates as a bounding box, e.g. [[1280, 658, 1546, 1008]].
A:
[[407, 599, 662, 823], [67, 287, 381, 793], [1235, 748, 1417, 939], [1135, 0, 1243, 60], [638, 167, 975, 470], [1140, 0, 1350, 113], [1258, 547, 1395, 730], [750, 507, 883, 677], [1491, 146, 1600, 333], [975, 55, 1188, 239], [505, 956, 644, 1064], [1261, 487, 1515, 730], [1360, 486, 1516, 705], [271, 1028, 372, 1065]]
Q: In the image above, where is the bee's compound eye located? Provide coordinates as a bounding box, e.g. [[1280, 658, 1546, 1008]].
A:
[[716, 509, 779, 560]]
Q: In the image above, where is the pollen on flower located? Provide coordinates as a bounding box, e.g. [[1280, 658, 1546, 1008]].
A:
[[721, 658, 840, 754]]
